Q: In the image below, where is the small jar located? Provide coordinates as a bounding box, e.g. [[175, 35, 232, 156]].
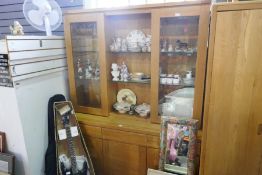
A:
[[160, 74, 167, 84]]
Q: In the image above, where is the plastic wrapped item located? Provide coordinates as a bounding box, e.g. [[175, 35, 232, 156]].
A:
[[160, 88, 194, 118]]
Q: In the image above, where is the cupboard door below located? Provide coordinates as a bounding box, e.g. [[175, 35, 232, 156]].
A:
[[147, 148, 160, 170], [103, 140, 147, 175], [85, 136, 103, 175]]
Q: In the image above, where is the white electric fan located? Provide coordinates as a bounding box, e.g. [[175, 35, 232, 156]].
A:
[[23, 0, 62, 36]]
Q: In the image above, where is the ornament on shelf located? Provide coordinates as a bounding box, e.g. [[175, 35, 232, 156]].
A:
[[9, 21, 24, 35], [121, 39, 128, 52], [77, 58, 84, 79], [111, 63, 120, 81], [120, 62, 129, 82], [94, 65, 100, 80], [85, 59, 93, 79], [161, 39, 167, 52]]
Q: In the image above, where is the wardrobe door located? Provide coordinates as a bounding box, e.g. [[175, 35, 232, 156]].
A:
[[201, 7, 262, 175]]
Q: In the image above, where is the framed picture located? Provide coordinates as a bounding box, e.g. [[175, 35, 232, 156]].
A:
[[0, 132, 5, 153], [159, 116, 198, 175]]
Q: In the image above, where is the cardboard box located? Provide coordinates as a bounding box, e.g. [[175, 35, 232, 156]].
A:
[[0, 153, 14, 174]]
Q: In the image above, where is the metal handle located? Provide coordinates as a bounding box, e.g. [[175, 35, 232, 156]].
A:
[[39, 40, 43, 47], [12, 66, 16, 75], [258, 124, 262, 135]]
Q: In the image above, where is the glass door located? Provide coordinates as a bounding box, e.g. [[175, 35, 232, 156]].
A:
[[151, 6, 209, 124], [65, 13, 108, 116]]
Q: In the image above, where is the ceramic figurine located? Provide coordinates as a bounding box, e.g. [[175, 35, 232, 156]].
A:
[[110, 44, 115, 52], [111, 63, 118, 71], [173, 74, 181, 85], [145, 34, 151, 52], [10, 21, 24, 35], [111, 63, 120, 81], [161, 40, 167, 52], [121, 39, 128, 52], [111, 70, 120, 81], [186, 71, 192, 79], [77, 58, 84, 79], [120, 62, 129, 81], [168, 44, 173, 52], [128, 104, 136, 115], [176, 40, 188, 50], [85, 59, 93, 79], [94, 65, 100, 80]]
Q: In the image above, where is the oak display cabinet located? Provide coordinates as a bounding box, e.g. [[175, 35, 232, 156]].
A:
[[65, 3, 209, 124], [64, 1, 210, 175]]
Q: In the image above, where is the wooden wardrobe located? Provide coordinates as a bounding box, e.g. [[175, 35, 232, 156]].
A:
[[200, 2, 262, 175]]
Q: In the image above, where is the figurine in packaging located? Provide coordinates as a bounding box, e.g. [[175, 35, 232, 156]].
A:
[[10, 21, 24, 35]]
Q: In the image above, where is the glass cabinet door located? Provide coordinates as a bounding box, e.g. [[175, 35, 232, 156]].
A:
[[65, 14, 108, 116], [71, 22, 100, 107], [158, 16, 199, 118], [151, 7, 209, 123]]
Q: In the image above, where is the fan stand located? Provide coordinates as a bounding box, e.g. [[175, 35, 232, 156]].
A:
[[44, 15, 52, 36]]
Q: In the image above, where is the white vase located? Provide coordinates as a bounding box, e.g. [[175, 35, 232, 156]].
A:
[[111, 70, 120, 81]]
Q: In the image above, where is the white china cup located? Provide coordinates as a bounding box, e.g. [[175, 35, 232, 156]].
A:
[[186, 71, 192, 79]]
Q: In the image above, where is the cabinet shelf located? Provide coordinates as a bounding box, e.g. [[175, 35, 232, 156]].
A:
[[159, 83, 194, 87], [73, 50, 98, 53], [160, 51, 197, 57], [112, 79, 150, 84], [110, 51, 151, 54], [160, 35, 198, 40], [76, 78, 100, 81]]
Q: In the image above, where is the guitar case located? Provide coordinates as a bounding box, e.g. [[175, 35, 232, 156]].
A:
[[53, 101, 95, 175], [45, 94, 66, 175]]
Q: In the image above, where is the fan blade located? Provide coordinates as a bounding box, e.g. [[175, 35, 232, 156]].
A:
[[32, 0, 48, 9], [48, 10, 60, 26], [28, 10, 44, 26]]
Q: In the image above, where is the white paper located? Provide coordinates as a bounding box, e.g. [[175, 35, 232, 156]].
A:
[[58, 127, 79, 140], [58, 129, 67, 140], [70, 126, 79, 137]]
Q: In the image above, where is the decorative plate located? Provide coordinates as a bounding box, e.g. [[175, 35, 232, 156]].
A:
[[117, 89, 137, 105]]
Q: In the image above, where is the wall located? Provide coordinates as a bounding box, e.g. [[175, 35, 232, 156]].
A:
[[0, 0, 84, 38], [0, 87, 29, 175]]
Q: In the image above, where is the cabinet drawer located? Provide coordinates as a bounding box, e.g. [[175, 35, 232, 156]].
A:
[[80, 124, 102, 138], [7, 39, 65, 52], [102, 128, 147, 146]]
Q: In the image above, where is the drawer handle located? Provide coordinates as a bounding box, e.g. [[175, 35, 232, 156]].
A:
[[39, 40, 43, 47], [258, 124, 262, 135], [12, 66, 16, 75]]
